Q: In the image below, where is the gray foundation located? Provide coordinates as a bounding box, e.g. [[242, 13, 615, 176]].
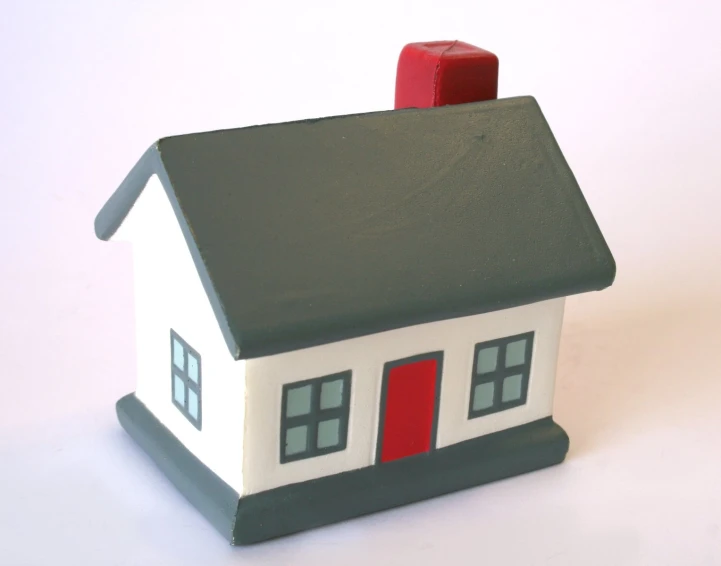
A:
[[117, 393, 569, 545]]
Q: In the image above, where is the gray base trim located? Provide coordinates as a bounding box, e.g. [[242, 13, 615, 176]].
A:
[[116, 393, 240, 541], [234, 416, 569, 544], [117, 393, 568, 546]]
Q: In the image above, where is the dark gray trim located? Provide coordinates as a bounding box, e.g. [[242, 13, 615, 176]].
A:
[[170, 329, 202, 430], [94, 145, 161, 241], [116, 393, 239, 542], [117, 392, 568, 545], [375, 351, 444, 464], [95, 98, 616, 361], [234, 416, 569, 545], [468, 332, 534, 419], [280, 371, 352, 463]]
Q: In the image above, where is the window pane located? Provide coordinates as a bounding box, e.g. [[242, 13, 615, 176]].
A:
[[188, 389, 199, 419], [173, 339, 185, 370], [187, 353, 199, 383], [476, 347, 498, 374], [317, 418, 340, 449], [472, 382, 494, 411], [285, 425, 308, 456], [502, 374, 523, 402], [286, 385, 312, 417], [505, 339, 527, 367], [320, 379, 344, 410], [173, 375, 185, 406]]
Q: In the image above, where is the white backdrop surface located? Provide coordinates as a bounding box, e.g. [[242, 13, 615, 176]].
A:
[[1, 1, 720, 564]]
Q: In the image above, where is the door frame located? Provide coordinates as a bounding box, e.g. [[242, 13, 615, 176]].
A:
[[375, 351, 444, 464]]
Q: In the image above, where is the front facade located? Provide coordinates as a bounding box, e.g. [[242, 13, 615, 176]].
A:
[[243, 296, 565, 495]]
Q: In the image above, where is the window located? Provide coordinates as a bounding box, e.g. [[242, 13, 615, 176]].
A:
[[280, 371, 351, 463], [170, 330, 202, 429], [468, 332, 534, 419]]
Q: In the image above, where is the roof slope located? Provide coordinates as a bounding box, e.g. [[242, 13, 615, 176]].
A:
[[96, 96, 615, 359]]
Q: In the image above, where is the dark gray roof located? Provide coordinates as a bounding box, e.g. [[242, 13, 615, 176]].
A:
[[96, 96, 615, 360]]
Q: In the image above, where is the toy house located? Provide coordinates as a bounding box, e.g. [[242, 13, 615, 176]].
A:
[[95, 41, 615, 544]]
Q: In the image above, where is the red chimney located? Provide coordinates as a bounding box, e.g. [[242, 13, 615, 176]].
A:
[[394, 40, 499, 110]]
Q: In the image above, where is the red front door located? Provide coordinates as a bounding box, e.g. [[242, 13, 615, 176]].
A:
[[378, 353, 441, 463]]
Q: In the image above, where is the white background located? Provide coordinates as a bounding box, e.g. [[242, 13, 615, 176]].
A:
[[1, 1, 720, 564]]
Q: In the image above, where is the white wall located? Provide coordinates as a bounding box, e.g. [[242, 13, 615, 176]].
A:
[[113, 175, 245, 494], [243, 297, 564, 495]]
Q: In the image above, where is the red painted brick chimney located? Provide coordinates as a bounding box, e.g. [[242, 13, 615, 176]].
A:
[[394, 40, 499, 109]]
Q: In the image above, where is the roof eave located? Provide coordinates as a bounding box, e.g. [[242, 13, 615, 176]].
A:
[[94, 143, 244, 361], [94, 144, 163, 241]]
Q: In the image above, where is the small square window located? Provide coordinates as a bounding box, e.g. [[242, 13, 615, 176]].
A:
[[173, 339, 185, 370], [173, 374, 185, 406], [505, 339, 527, 367], [472, 382, 495, 411], [320, 379, 344, 410], [469, 332, 533, 420], [476, 346, 498, 374], [280, 371, 351, 463], [502, 374, 523, 402], [317, 418, 340, 448], [286, 385, 312, 417], [285, 425, 308, 456], [187, 354, 199, 383]]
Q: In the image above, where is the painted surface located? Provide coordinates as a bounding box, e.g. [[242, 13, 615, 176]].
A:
[[379, 356, 439, 463], [97, 98, 614, 360], [468, 332, 534, 418], [243, 297, 565, 495], [234, 417, 568, 544], [395, 40, 499, 109], [112, 174, 245, 494], [279, 372, 352, 463]]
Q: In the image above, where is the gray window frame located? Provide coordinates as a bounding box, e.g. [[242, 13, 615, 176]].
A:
[[280, 371, 351, 464], [170, 329, 202, 430], [468, 331, 534, 419]]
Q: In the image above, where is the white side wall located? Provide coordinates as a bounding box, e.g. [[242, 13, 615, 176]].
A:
[[112, 175, 245, 494], [243, 298, 565, 495]]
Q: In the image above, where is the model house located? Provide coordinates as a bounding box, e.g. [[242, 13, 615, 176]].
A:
[[95, 42, 615, 545]]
